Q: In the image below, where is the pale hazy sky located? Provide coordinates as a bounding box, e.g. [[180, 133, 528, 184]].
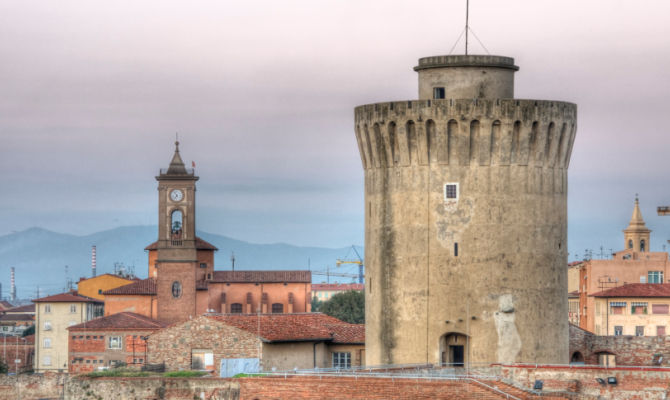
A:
[[1, 0, 669, 259]]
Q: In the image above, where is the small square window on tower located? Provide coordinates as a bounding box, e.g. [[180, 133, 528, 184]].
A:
[[433, 87, 446, 99], [444, 183, 459, 201]]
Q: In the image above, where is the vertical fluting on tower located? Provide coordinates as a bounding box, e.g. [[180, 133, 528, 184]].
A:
[[355, 55, 577, 366]]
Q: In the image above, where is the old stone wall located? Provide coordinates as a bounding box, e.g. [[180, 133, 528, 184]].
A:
[[65, 376, 239, 400], [148, 315, 259, 374], [569, 323, 670, 366], [356, 98, 577, 366], [0, 372, 63, 400]]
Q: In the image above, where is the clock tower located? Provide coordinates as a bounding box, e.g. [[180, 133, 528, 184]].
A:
[[155, 141, 199, 323]]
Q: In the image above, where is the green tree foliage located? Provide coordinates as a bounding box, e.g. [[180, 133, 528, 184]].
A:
[[0, 359, 7, 374], [311, 297, 323, 312], [319, 290, 364, 324], [21, 325, 35, 337]]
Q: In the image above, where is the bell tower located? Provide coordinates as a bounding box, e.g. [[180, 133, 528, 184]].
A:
[[155, 141, 199, 323], [623, 195, 651, 252]]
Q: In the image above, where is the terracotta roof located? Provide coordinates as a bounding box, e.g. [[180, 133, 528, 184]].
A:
[[568, 290, 580, 298], [212, 270, 311, 283], [591, 283, 670, 298], [68, 312, 168, 331], [312, 283, 364, 291], [144, 236, 218, 251], [0, 314, 34, 322], [205, 313, 364, 344], [4, 304, 34, 314], [0, 301, 14, 310], [103, 278, 156, 295], [568, 261, 583, 267], [33, 291, 102, 304]]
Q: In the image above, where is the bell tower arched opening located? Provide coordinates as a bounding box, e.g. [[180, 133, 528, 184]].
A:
[[439, 333, 469, 367]]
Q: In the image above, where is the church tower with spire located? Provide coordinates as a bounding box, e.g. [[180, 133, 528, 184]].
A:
[[155, 141, 200, 323], [623, 196, 651, 253]]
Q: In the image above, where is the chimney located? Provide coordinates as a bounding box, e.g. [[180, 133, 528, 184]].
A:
[[10, 267, 16, 302], [91, 245, 97, 277]]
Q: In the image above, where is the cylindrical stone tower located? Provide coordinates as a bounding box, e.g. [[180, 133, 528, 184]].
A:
[[355, 55, 577, 366]]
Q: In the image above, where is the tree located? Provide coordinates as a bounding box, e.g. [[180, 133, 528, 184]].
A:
[[319, 290, 364, 324], [21, 325, 35, 337], [311, 296, 323, 312]]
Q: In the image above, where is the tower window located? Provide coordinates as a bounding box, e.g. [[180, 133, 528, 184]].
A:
[[444, 183, 459, 201], [171, 281, 182, 298], [200, 263, 207, 268], [628, 240, 633, 249], [433, 87, 446, 99], [454, 243, 459, 257], [171, 210, 183, 239], [640, 239, 646, 252]]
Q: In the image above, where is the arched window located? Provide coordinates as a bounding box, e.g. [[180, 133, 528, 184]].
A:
[[570, 351, 584, 364], [171, 210, 183, 238], [628, 240, 633, 249], [641, 239, 646, 252], [171, 281, 182, 298], [272, 303, 283, 314], [230, 303, 243, 313]]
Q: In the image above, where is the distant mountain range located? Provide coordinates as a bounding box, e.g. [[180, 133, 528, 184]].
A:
[[0, 227, 363, 299]]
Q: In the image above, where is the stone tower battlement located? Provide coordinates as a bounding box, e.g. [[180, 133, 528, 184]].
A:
[[355, 99, 576, 173], [356, 55, 577, 367]]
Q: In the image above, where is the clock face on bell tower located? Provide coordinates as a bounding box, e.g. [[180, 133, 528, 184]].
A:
[[154, 140, 200, 324]]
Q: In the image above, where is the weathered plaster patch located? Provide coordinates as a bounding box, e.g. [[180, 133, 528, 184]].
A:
[[434, 198, 474, 248], [494, 294, 521, 363]]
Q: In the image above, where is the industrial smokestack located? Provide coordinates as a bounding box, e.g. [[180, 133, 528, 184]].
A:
[[91, 245, 97, 277], [10, 267, 16, 302]]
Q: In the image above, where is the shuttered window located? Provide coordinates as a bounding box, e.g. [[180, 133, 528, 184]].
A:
[[652, 304, 669, 314]]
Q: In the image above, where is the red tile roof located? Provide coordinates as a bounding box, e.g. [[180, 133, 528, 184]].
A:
[[0, 301, 14, 310], [0, 314, 34, 322], [568, 290, 580, 297], [144, 236, 218, 251], [212, 270, 311, 283], [591, 283, 670, 298], [312, 283, 364, 291], [103, 278, 156, 296], [33, 291, 103, 304], [4, 304, 35, 314], [206, 313, 364, 344], [68, 312, 168, 331]]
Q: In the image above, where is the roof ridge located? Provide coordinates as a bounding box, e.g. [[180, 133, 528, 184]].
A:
[[122, 311, 163, 327]]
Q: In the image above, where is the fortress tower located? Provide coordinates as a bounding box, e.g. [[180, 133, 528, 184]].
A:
[[355, 55, 577, 365]]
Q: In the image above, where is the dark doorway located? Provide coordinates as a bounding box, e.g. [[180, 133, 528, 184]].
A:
[[450, 345, 464, 367]]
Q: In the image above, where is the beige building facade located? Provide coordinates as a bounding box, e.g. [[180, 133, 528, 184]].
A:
[[355, 54, 577, 365], [578, 198, 669, 333], [591, 284, 670, 336], [33, 292, 103, 372]]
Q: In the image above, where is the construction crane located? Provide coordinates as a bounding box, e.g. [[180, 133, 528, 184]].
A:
[[311, 266, 358, 284], [336, 245, 364, 284]]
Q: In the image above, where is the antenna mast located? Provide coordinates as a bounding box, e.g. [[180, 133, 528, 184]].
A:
[[465, 0, 469, 55]]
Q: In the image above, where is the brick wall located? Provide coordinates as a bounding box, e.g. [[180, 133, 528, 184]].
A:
[[0, 336, 33, 373], [69, 330, 157, 373], [156, 262, 197, 323], [148, 315, 259, 374]]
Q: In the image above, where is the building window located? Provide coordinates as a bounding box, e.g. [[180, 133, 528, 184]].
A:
[[632, 302, 648, 314], [43, 356, 51, 366], [610, 302, 626, 314], [641, 239, 646, 252], [44, 321, 52, 331], [230, 303, 243, 313], [108, 336, 122, 349], [44, 304, 51, 313], [98, 289, 103, 294], [271, 303, 283, 314], [70, 304, 77, 313], [200, 263, 207, 268], [444, 183, 459, 201], [648, 271, 664, 284], [636, 326, 645, 336], [191, 349, 214, 370], [433, 87, 445, 99], [614, 326, 623, 336], [628, 239, 633, 249], [657, 326, 666, 336], [652, 304, 669, 314], [43, 338, 51, 348], [332, 352, 351, 369], [171, 281, 182, 298]]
